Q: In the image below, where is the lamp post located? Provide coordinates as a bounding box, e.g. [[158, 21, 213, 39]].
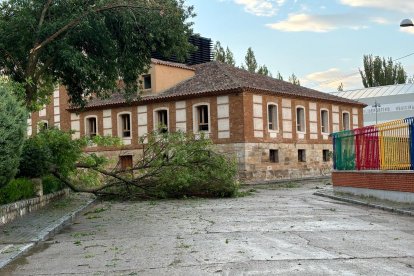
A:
[[373, 100, 381, 124], [400, 18, 414, 27]]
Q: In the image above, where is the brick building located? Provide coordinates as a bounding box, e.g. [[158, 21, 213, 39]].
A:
[[28, 59, 366, 181]]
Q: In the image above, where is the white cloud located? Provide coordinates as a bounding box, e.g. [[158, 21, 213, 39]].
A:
[[266, 13, 369, 32], [302, 68, 363, 92], [401, 27, 414, 35], [341, 0, 414, 14], [233, 0, 285, 17]]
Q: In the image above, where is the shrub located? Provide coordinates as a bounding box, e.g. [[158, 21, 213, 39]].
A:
[[18, 138, 52, 178], [42, 175, 64, 194], [0, 81, 28, 188], [0, 178, 35, 204]]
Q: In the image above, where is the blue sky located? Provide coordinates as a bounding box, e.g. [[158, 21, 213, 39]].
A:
[[186, 0, 414, 92]]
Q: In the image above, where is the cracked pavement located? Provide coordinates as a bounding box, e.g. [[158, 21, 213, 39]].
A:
[[2, 181, 414, 275]]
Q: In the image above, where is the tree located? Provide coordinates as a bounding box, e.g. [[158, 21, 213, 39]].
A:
[[213, 41, 226, 63], [244, 47, 257, 73], [359, 54, 408, 88], [337, 82, 344, 91], [225, 47, 236, 66], [257, 65, 272, 77], [21, 128, 239, 198], [0, 0, 194, 110], [289, 73, 300, 86], [276, 71, 284, 81], [213, 41, 226, 62], [0, 79, 28, 188]]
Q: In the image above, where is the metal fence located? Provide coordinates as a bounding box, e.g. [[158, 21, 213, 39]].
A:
[[332, 117, 414, 171]]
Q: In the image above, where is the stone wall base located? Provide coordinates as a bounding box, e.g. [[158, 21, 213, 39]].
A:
[[0, 189, 70, 226], [334, 186, 414, 204]]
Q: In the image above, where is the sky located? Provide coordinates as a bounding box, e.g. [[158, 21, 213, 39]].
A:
[[185, 0, 414, 92]]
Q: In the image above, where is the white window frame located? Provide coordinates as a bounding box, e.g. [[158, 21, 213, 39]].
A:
[[193, 103, 211, 133], [84, 115, 98, 137], [342, 111, 350, 131], [117, 112, 132, 139], [320, 109, 330, 134], [296, 106, 306, 133], [267, 102, 279, 132], [153, 107, 169, 133]]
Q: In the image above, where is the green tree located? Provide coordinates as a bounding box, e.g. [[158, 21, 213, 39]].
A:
[[0, 0, 194, 110], [213, 41, 226, 62], [225, 47, 236, 66], [0, 79, 28, 188], [257, 65, 272, 77], [276, 71, 284, 81], [359, 54, 408, 88], [244, 47, 257, 73], [289, 73, 300, 86], [337, 82, 344, 91]]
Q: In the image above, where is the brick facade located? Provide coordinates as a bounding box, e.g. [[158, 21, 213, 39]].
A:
[[332, 171, 414, 193], [29, 60, 365, 182]]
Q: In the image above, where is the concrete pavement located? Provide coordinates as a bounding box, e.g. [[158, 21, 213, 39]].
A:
[[2, 181, 414, 275]]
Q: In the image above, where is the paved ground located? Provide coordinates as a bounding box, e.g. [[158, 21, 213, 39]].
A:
[[2, 181, 414, 275], [0, 193, 95, 269]]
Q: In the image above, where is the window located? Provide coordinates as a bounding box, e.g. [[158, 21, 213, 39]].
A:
[[143, 74, 151, 89], [296, 107, 305, 132], [342, 112, 350, 130], [119, 155, 133, 170], [321, 109, 329, 133], [298, 149, 306, 162], [268, 104, 278, 131], [86, 117, 97, 137], [120, 114, 131, 138], [155, 109, 168, 133], [196, 105, 209, 132], [269, 149, 279, 163], [323, 150, 330, 162], [40, 121, 48, 131]]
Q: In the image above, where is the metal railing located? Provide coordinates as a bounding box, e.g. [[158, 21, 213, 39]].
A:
[[332, 117, 414, 171]]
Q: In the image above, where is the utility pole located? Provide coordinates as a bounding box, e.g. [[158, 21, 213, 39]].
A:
[[372, 100, 381, 124]]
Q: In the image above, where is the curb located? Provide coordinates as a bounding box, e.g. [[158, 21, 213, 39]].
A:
[[0, 196, 96, 269], [314, 191, 414, 216]]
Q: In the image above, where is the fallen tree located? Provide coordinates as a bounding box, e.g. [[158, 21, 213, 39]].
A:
[[19, 128, 239, 199]]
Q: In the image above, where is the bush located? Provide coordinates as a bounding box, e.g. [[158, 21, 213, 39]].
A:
[[0, 81, 28, 188], [42, 175, 64, 195], [18, 138, 52, 178], [0, 178, 35, 204]]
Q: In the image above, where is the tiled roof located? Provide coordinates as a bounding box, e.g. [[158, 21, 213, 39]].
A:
[[81, 61, 366, 110], [150, 58, 195, 71]]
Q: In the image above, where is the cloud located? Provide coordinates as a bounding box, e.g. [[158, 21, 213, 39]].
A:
[[233, 0, 285, 17], [401, 27, 414, 35], [266, 13, 370, 32], [302, 68, 363, 92], [341, 0, 414, 14]]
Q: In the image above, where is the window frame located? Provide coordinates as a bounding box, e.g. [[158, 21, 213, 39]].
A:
[[267, 103, 279, 132], [342, 111, 350, 131], [322, 149, 330, 162], [119, 155, 133, 171], [117, 112, 132, 139], [84, 115, 98, 138], [298, 149, 306, 162], [320, 109, 330, 134], [269, 149, 279, 163], [153, 108, 169, 133], [193, 103, 211, 133], [143, 74, 152, 90], [296, 106, 306, 133], [38, 120, 48, 133]]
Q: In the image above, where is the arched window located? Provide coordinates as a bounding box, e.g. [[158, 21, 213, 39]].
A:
[[267, 103, 278, 131], [153, 108, 169, 133], [321, 109, 329, 133], [118, 112, 131, 138], [342, 112, 350, 130], [296, 106, 305, 132]]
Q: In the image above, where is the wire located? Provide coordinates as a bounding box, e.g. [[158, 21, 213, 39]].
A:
[[309, 51, 414, 88]]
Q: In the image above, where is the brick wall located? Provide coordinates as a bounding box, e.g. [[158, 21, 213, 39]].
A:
[[332, 171, 414, 193]]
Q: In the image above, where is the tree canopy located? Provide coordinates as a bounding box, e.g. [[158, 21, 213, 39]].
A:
[[244, 47, 257, 73], [289, 73, 300, 86], [213, 41, 235, 66], [359, 54, 407, 88], [0, 0, 194, 110]]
